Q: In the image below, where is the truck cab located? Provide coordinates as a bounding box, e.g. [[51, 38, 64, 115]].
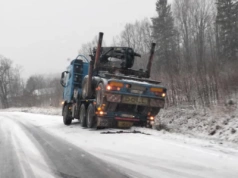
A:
[[61, 56, 89, 103]]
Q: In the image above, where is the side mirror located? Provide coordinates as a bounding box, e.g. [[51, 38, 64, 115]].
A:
[[60, 71, 69, 87]]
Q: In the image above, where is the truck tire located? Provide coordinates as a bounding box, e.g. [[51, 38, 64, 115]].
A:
[[87, 103, 96, 128], [80, 104, 87, 127], [150, 107, 160, 116], [139, 106, 160, 116], [96, 83, 104, 107], [82, 79, 88, 99], [63, 104, 72, 125], [82, 77, 94, 99]]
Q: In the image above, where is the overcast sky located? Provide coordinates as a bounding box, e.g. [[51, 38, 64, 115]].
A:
[[0, 0, 173, 78]]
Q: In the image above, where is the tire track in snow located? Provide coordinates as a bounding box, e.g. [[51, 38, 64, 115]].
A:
[[3, 115, 130, 178], [0, 116, 57, 178]]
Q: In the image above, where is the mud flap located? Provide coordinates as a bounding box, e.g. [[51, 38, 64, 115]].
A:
[[97, 117, 111, 127]]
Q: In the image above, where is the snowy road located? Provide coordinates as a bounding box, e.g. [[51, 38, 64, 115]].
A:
[[0, 113, 128, 178], [1, 112, 238, 178]]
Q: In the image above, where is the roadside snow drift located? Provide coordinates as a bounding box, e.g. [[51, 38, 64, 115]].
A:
[[158, 106, 238, 143]]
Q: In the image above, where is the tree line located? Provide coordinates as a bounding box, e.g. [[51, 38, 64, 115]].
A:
[[0, 55, 62, 108], [1, 0, 237, 109], [152, 0, 238, 107]]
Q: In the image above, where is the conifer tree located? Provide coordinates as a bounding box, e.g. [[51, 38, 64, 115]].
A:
[[152, 0, 176, 65], [216, 0, 238, 60]]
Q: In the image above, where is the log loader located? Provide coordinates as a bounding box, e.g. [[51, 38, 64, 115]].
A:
[[60, 32, 166, 128]]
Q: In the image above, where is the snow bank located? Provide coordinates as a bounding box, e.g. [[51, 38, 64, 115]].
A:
[[157, 105, 238, 143]]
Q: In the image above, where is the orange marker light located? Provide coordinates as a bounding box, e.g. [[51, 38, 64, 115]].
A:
[[150, 88, 163, 92], [108, 82, 123, 87]]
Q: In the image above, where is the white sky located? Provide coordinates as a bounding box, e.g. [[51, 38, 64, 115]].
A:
[[0, 0, 173, 78]]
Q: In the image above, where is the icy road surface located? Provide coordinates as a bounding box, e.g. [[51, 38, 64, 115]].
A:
[[1, 112, 238, 178]]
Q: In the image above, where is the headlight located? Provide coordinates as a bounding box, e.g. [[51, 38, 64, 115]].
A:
[[96, 111, 107, 115], [149, 116, 155, 121]]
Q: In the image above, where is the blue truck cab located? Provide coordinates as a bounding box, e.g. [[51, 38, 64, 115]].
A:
[[62, 55, 89, 103]]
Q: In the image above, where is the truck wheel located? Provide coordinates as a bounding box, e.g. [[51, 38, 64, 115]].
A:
[[82, 77, 93, 99], [96, 83, 104, 107], [63, 104, 72, 125], [82, 79, 88, 99], [87, 103, 96, 128], [80, 104, 87, 127], [150, 107, 160, 116]]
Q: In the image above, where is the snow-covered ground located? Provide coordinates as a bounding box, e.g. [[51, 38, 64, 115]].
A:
[[158, 105, 238, 143], [3, 107, 61, 115], [1, 112, 238, 178], [3, 105, 238, 144]]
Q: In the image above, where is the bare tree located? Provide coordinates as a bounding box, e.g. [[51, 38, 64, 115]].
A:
[[79, 35, 106, 59], [170, 0, 219, 107], [0, 56, 11, 108], [116, 18, 153, 54], [0, 55, 24, 108], [113, 18, 154, 70]]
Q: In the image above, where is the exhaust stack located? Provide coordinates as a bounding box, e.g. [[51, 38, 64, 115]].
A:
[[87, 32, 104, 98], [146, 43, 156, 78], [94, 32, 104, 71]]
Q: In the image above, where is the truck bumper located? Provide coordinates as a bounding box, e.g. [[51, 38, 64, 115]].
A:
[[96, 116, 147, 128]]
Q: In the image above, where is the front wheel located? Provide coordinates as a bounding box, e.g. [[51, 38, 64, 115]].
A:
[[63, 104, 72, 125], [87, 103, 96, 128]]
